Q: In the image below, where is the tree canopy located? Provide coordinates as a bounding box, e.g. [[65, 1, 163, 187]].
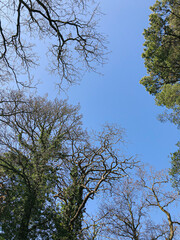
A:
[[140, 0, 180, 96], [0, 1, 180, 239], [140, 0, 180, 188], [0, 91, 135, 239]]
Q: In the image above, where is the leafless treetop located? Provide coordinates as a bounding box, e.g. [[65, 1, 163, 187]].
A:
[[0, 0, 107, 87]]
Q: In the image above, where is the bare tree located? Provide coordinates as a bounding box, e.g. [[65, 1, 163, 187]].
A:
[[99, 177, 147, 240], [0, 90, 30, 117], [97, 167, 180, 240], [139, 168, 180, 240], [0, 91, 136, 239], [54, 124, 136, 229], [0, 0, 106, 86], [81, 213, 106, 240]]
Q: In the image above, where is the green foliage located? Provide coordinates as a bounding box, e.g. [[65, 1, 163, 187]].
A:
[[170, 142, 180, 189], [0, 140, 59, 239], [140, 0, 180, 95], [141, 0, 180, 188], [56, 165, 84, 240], [0, 93, 83, 239], [0, 91, 135, 239], [156, 83, 180, 128], [156, 83, 180, 108]]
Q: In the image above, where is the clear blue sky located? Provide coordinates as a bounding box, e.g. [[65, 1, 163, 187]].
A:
[[0, 1, 179, 237], [37, 0, 179, 171]]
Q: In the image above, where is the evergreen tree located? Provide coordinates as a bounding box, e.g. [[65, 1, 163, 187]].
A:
[[140, 0, 180, 187]]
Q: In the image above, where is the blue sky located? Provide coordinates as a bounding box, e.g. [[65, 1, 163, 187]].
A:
[[0, 1, 179, 238], [2, 0, 178, 235], [37, 0, 179, 171]]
